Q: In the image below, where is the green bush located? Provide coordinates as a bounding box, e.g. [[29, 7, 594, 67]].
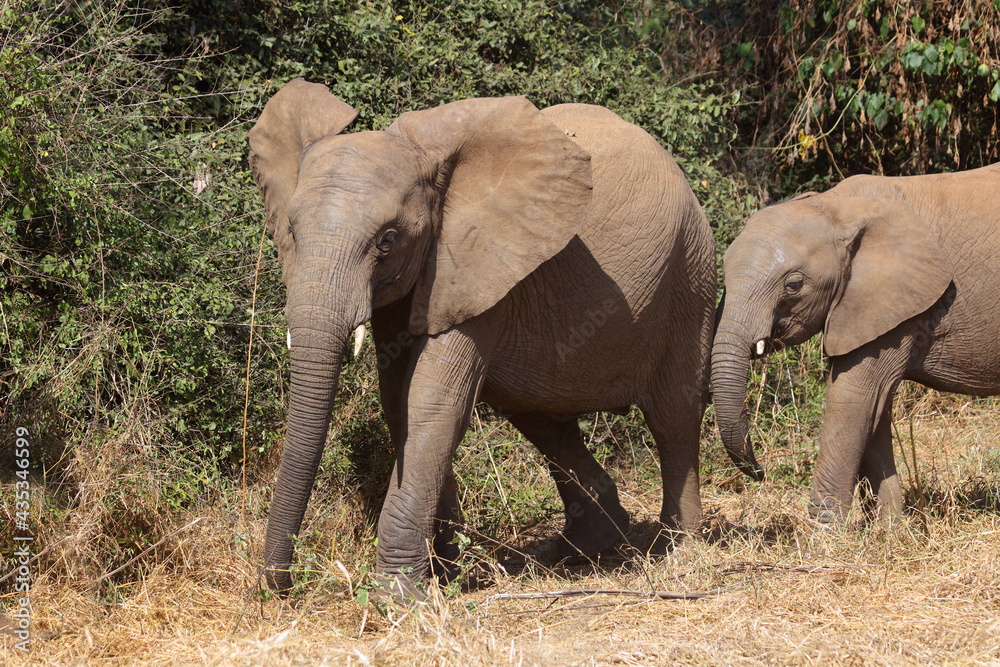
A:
[[684, 0, 1000, 196], [0, 1, 288, 482]]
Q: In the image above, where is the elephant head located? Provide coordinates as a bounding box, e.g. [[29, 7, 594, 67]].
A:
[[712, 183, 952, 479], [248, 79, 592, 591]]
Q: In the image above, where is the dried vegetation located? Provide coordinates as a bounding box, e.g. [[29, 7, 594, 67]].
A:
[[3, 379, 999, 665]]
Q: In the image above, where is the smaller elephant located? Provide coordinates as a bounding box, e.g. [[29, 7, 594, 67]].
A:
[[248, 80, 717, 595], [713, 163, 1000, 522]]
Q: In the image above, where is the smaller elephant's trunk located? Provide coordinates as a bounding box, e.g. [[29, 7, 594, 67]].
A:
[[712, 312, 766, 481]]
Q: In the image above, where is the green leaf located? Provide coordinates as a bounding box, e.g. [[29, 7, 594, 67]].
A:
[[911, 16, 926, 35], [904, 50, 923, 70]]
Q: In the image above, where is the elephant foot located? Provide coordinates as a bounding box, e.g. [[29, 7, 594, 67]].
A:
[[262, 563, 293, 596], [865, 486, 905, 526], [648, 521, 684, 555], [558, 491, 630, 562], [875, 505, 906, 529], [809, 495, 849, 525], [370, 572, 430, 607], [647, 503, 702, 554], [429, 530, 462, 578]]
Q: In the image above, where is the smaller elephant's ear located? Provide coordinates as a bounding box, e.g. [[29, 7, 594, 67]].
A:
[[823, 197, 952, 356], [247, 79, 358, 283], [387, 96, 593, 335]]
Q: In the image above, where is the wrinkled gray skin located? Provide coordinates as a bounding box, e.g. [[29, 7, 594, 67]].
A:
[[248, 79, 716, 595], [713, 163, 1000, 522]]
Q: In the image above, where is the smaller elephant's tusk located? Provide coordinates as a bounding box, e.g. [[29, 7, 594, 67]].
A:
[[353, 324, 366, 357], [287, 330, 292, 350], [756, 339, 766, 356]]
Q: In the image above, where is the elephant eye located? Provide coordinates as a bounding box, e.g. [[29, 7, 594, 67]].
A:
[[287, 225, 295, 242], [785, 276, 804, 293], [376, 229, 397, 259]]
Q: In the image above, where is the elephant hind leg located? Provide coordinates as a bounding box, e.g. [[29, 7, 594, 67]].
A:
[[508, 411, 629, 560], [640, 400, 704, 553]]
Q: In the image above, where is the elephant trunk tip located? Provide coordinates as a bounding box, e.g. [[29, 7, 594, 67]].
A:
[[728, 437, 765, 482], [736, 455, 765, 482], [720, 422, 765, 482], [263, 564, 293, 596]]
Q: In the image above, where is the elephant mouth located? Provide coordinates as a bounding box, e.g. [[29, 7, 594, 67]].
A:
[[758, 317, 801, 357], [752, 338, 777, 359]]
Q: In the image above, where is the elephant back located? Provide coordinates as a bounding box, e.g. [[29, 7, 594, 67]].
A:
[[539, 103, 714, 295]]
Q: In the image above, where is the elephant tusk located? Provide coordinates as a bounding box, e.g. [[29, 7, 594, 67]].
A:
[[756, 339, 765, 356], [287, 330, 292, 350], [353, 324, 366, 357]]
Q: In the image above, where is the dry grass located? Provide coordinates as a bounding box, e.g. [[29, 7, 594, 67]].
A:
[[3, 387, 1000, 665]]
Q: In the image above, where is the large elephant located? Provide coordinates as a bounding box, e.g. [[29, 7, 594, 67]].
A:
[[713, 163, 1000, 522], [248, 79, 716, 594]]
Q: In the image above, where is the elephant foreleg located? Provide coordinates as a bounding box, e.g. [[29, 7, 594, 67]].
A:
[[375, 325, 490, 589], [508, 412, 629, 560], [810, 340, 909, 524]]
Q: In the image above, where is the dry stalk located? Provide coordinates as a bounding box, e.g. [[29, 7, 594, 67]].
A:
[[894, 416, 930, 535], [483, 587, 723, 604], [93, 517, 203, 584], [240, 220, 271, 525]]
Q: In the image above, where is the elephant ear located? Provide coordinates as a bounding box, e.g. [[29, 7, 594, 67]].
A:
[[247, 78, 358, 283], [823, 197, 952, 356], [386, 96, 593, 335]]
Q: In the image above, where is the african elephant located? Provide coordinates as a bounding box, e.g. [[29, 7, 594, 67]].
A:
[[713, 163, 1000, 523], [248, 78, 716, 594]]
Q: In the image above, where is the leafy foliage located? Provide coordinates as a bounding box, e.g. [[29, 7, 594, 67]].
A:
[[0, 1, 287, 483], [683, 0, 1000, 195]]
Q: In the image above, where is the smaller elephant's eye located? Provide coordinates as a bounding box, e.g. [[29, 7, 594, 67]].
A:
[[376, 229, 397, 259], [287, 225, 295, 242], [785, 276, 804, 293]]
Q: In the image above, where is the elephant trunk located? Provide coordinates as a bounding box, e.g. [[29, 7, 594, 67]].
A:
[[712, 298, 767, 481], [263, 272, 362, 592]]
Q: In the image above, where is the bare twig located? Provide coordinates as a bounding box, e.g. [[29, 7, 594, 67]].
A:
[[0, 536, 73, 584], [717, 560, 869, 576], [94, 517, 203, 584], [894, 417, 930, 535], [483, 587, 723, 605], [909, 419, 930, 534], [241, 220, 270, 525]]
